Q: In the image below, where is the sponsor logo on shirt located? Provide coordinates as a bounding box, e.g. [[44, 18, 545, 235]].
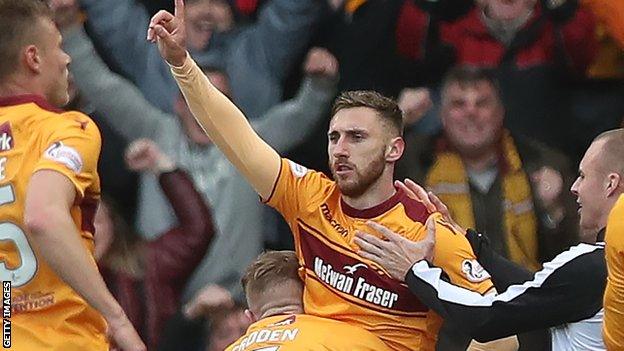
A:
[[320, 203, 349, 237], [11, 291, 55, 313], [314, 257, 399, 309], [299, 225, 429, 314], [44, 142, 83, 173], [0, 123, 14, 152], [461, 259, 491, 283], [343, 263, 367, 275]]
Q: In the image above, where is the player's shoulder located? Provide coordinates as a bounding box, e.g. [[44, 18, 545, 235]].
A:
[[281, 158, 336, 198], [610, 195, 624, 222], [394, 189, 430, 224], [58, 110, 99, 134], [283, 159, 330, 181], [296, 314, 356, 330], [36, 109, 100, 142]]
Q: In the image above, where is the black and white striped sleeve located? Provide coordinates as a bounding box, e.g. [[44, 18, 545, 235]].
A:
[[405, 244, 606, 342]]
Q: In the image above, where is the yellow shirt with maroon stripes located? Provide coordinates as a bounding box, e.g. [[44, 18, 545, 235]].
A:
[[0, 96, 107, 350], [225, 314, 392, 351], [604, 194, 624, 350], [266, 159, 494, 351]]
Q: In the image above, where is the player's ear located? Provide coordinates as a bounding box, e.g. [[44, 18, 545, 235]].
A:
[[606, 173, 621, 197], [23, 45, 42, 74], [244, 309, 257, 323], [386, 136, 404, 163]]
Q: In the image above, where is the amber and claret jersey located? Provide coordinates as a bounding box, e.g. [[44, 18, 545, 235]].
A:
[[0, 96, 107, 350], [265, 159, 494, 351], [225, 313, 392, 351], [604, 194, 624, 350]]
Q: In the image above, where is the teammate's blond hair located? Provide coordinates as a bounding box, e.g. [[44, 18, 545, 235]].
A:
[[242, 250, 301, 299]]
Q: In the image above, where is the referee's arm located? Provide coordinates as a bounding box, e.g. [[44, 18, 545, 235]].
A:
[[405, 245, 606, 342], [465, 230, 534, 290]]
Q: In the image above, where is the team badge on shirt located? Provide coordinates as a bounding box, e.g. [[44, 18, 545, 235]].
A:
[[288, 160, 308, 178], [44, 142, 83, 173], [461, 259, 491, 283]]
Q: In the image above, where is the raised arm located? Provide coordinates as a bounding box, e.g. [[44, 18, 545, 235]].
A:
[[252, 47, 339, 153], [74, 0, 178, 112], [124, 139, 215, 282], [242, 0, 325, 82], [148, 1, 281, 200], [62, 25, 169, 142], [78, 0, 155, 78]]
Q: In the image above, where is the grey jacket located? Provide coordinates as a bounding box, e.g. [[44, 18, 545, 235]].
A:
[[63, 25, 337, 300], [80, 0, 325, 117]]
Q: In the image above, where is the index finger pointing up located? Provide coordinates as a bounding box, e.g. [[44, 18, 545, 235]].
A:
[[175, 0, 186, 21]]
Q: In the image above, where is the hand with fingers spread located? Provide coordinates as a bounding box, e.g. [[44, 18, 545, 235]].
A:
[[147, 0, 188, 66], [354, 219, 436, 281], [396, 178, 465, 235]]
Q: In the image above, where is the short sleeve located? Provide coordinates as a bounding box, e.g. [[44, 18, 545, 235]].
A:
[[264, 158, 332, 223], [420, 213, 495, 294], [33, 112, 101, 199]]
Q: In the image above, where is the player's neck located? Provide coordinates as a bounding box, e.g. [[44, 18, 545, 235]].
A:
[[0, 78, 45, 100], [260, 305, 303, 320], [342, 170, 396, 210]]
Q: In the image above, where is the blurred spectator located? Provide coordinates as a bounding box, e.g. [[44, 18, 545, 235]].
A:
[[183, 285, 250, 351], [397, 66, 579, 350], [77, 0, 326, 117], [96, 139, 214, 350], [563, 0, 624, 165], [399, 66, 578, 269], [61, 13, 339, 305], [397, 0, 597, 150], [582, 0, 624, 78], [313, 0, 405, 95], [582, 0, 624, 49]]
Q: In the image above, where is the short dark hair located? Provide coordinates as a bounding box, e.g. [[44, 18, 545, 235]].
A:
[[441, 65, 501, 99], [331, 90, 404, 136], [0, 0, 52, 80], [241, 251, 301, 298]]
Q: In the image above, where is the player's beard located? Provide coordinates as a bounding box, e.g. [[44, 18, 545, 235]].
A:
[[331, 149, 386, 198]]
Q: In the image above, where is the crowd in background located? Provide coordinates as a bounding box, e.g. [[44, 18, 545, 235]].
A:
[[47, 0, 624, 350]]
